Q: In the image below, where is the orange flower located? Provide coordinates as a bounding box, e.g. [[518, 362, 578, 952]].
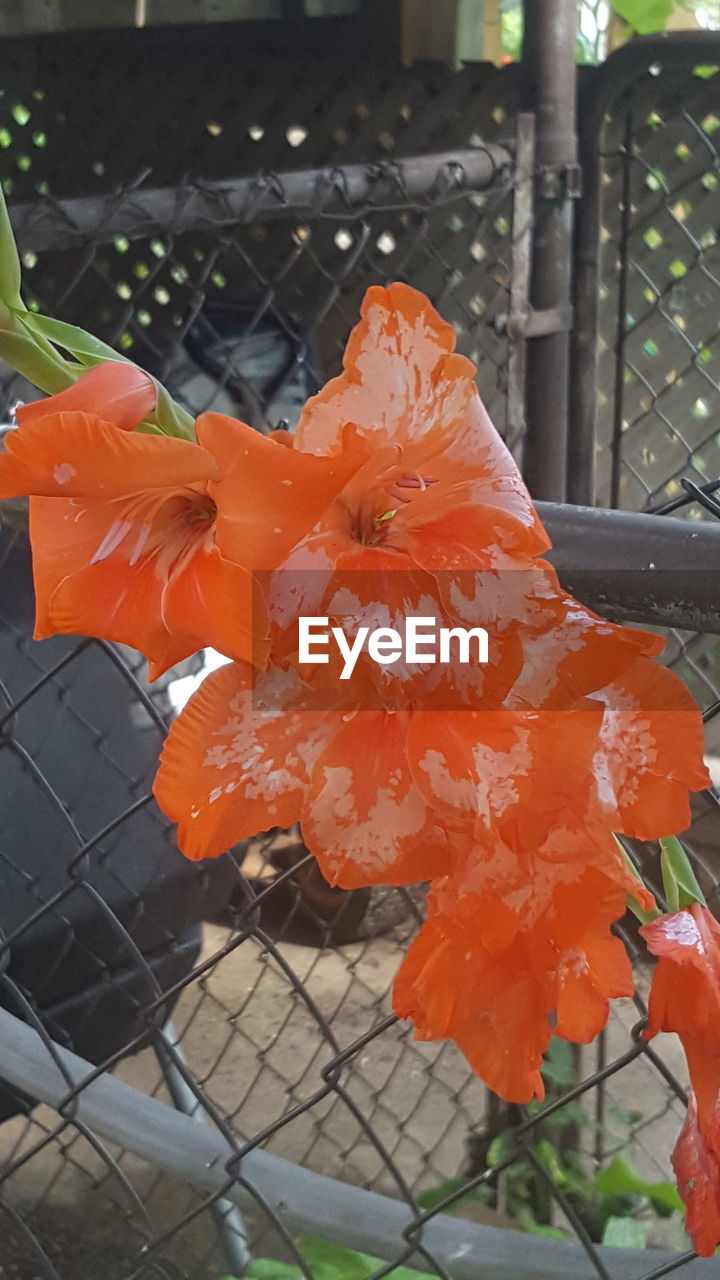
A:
[[269, 284, 671, 719], [150, 281, 711, 1116], [0, 364, 359, 678], [155, 285, 707, 868], [394, 864, 639, 1103], [267, 284, 552, 682], [153, 660, 453, 887], [641, 904, 720, 1256]]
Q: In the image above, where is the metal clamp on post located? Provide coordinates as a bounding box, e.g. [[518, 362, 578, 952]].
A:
[[495, 304, 574, 340]]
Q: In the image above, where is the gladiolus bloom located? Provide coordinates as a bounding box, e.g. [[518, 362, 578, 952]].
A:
[[0, 364, 360, 677], [394, 864, 642, 1102], [641, 904, 720, 1256], [10, 286, 704, 1124]]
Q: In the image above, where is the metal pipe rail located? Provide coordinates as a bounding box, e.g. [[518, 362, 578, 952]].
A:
[[6, 147, 513, 254], [0, 1005, 711, 1280], [539, 501, 720, 634]]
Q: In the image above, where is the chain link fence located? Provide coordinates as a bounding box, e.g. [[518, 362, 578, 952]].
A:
[[2, 17, 720, 1280]]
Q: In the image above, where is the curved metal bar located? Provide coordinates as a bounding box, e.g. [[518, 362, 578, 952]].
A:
[[0, 1006, 710, 1280]]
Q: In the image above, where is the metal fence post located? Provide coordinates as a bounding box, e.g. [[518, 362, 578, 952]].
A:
[[520, 0, 580, 502]]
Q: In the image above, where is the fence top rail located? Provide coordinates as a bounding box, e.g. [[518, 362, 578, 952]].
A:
[[540, 501, 720, 634], [6, 146, 513, 253]]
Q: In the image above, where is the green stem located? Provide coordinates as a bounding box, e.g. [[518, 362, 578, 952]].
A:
[[613, 835, 661, 924]]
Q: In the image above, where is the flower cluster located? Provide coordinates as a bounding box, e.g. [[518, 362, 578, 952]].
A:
[[0, 282, 715, 1249]]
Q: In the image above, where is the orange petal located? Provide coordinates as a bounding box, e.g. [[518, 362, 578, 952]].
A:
[[17, 361, 156, 432], [640, 905, 716, 970], [295, 282, 477, 457], [196, 412, 364, 569], [555, 921, 634, 1043], [641, 906, 720, 1053], [672, 1092, 720, 1257], [407, 708, 604, 847], [28, 497, 200, 677], [421, 393, 551, 557], [395, 504, 546, 574], [393, 908, 550, 1104], [154, 662, 331, 859], [0, 411, 218, 499], [287, 556, 521, 712], [300, 710, 452, 888], [503, 590, 665, 711], [593, 658, 710, 838], [161, 547, 270, 670]]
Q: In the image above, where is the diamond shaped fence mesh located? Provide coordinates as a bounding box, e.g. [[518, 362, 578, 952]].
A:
[[1, 20, 720, 1280]]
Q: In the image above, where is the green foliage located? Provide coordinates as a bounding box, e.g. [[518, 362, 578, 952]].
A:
[[540, 1036, 577, 1090], [446, 1040, 685, 1245], [0, 182, 194, 437], [601, 1216, 646, 1248], [499, 6, 602, 64], [0, 187, 22, 307], [153, 377, 196, 440], [415, 1175, 493, 1212], [595, 1155, 683, 1216], [0, 325, 77, 393], [15, 308, 134, 366], [659, 836, 707, 911], [610, 0, 674, 34], [501, 0, 711, 64], [240, 1237, 431, 1280]]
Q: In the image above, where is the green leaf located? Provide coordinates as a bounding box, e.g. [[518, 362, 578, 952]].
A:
[[244, 1262, 305, 1280], [16, 309, 133, 365], [299, 1237, 428, 1280], [540, 1099, 589, 1132], [486, 1131, 515, 1167], [595, 1156, 683, 1217], [610, 0, 673, 34], [534, 1139, 589, 1198], [0, 326, 77, 394], [614, 837, 661, 924], [625, 890, 661, 925], [0, 186, 22, 306], [152, 377, 195, 440], [416, 1177, 469, 1210], [659, 836, 706, 911], [601, 1215, 646, 1249], [541, 1037, 577, 1089], [523, 1220, 571, 1240]]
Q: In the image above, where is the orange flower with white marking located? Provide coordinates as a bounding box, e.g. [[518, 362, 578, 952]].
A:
[[0, 364, 360, 677], [641, 904, 720, 1256]]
